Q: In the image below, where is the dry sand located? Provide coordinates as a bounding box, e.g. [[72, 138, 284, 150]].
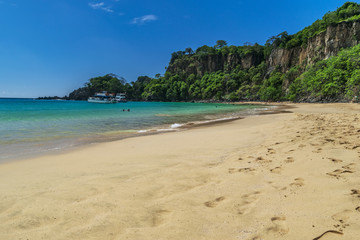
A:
[[1, 103, 360, 240]]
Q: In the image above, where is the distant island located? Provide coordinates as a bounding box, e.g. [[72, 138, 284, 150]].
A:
[[41, 2, 360, 103], [37, 96, 68, 100]]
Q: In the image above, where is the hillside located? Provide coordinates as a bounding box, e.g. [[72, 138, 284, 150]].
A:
[[68, 2, 360, 102]]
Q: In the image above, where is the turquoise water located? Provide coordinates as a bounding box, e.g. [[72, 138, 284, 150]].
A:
[[0, 98, 264, 161]]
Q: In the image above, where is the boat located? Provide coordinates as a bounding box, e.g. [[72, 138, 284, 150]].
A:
[[88, 91, 117, 104], [115, 93, 127, 103]]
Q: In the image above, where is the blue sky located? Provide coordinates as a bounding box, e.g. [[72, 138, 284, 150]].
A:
[[0, 0, 354, 98]]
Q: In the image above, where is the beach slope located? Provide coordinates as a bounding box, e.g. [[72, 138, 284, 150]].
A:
[[0, 103, 360, 239]]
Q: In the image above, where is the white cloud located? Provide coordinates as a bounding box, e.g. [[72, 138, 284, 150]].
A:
[[89, 2, 104, 9], [102, 6, 114, 13], [88, 2, 114, 13], [131, 14, 158, 24]]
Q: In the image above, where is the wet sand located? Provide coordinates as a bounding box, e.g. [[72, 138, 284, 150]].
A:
[[0, 103, 360, 239]]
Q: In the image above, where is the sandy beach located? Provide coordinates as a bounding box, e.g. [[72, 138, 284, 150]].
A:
[[1, 103, 360, 240]]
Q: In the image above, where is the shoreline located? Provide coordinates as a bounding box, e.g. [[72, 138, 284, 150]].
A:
[[1, 103, 360, 239], [0, 103, 274, 164]]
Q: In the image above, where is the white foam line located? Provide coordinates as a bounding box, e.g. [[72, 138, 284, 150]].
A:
[[157, 129, 176, 132], [137, 106, 272, 135], [171, 123, 183, 129]]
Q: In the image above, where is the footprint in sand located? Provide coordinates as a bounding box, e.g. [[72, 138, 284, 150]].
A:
[[267, 148, 276, 154], [151, 209, 171, 227], [266, 181, 287, 191], [255, 156, 272, 164], [17, 218, 42, 229], [328, 157, 343, 163], [351, 189, 360, 195], [266, 216, 289, 236], [345, 144, 360, 150], [328, 169, 346, 179], [290, 178, 304, 187], [332, 209, 352, 231], [313, 148, 322, 153], [270, 167, 282, 174], [239, 168, 256, 173], [324, 138, 335, 143], [350, 189, 360, 199], [207, 162, 222, 167], [284, 157, 295, 163], [326, 168, 354, 179], [204, 196, 225, 208], [332, 209, 351, 223], [342, 163, 356, 171], [228, 168, 256, 174], [236, 191, 261, 215]]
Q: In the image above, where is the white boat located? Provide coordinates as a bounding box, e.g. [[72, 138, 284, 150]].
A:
[[88, 91, 117, 104], [115, 93, 127, 103]]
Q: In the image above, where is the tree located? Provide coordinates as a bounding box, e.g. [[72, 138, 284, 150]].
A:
[[215, 40, 227, 49], [196, 45, 215, 54], [136, 76, 152, 83], [108, 77, 123, 93], [170, 51, 185, 63], [185, 47, 194, 55]]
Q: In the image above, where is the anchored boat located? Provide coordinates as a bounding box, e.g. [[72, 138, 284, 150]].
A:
[[115, 93, 127, 103], [88, 92, 117, 104]]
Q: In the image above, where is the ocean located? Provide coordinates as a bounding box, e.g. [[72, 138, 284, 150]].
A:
[[0, 98, 266, 161]]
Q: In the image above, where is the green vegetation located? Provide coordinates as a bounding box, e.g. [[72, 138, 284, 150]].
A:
[[139, 61, 269, 102], [69, 74, 133, 100], [265, 1, 360, 51], [288, 44, 360, 102], [84, 73, 134, 95], [170, 41, 264, 65], [68, 2, 360, 103], [70, 43, 360, 102]]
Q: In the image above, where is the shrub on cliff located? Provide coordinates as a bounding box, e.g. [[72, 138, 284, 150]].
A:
[[266, 2, 360, 50], [288, 44, 360, 101]]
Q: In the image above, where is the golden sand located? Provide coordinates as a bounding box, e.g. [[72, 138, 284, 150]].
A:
[[0, 103, 360, 239]]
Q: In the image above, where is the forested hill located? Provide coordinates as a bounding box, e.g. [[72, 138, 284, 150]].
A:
[[68, 2, 360, 102]]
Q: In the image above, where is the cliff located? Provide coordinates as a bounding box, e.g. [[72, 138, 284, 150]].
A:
[[167, 19, 360, 79], [166, 51, 263, 77], [268, 19, 360, 72]]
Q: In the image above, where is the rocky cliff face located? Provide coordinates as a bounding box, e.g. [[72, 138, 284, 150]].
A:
[[166, 52, 263, 77], [167, 19, 360, 77], [268, 19, 360, 72]]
